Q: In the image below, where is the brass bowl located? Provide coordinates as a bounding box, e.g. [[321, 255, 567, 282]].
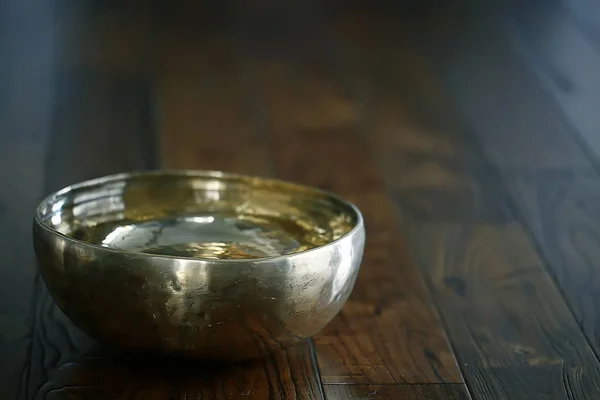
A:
[[33, 170, 365, 360]]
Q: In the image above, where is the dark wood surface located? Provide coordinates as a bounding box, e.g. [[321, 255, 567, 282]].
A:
[[324, 384, 469, 400], [3, 0, 600, 398]]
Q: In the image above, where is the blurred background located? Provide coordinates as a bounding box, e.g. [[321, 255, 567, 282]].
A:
[[3, 0, 600, 398]]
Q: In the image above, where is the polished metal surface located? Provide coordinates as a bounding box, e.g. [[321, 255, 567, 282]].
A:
[[33, 170, 365, 360]]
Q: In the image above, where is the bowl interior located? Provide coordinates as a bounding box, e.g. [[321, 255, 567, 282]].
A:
[[36, 171, 359, 260]]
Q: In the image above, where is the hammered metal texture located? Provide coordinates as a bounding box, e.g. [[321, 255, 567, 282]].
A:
[[33, 170, 365, 360]]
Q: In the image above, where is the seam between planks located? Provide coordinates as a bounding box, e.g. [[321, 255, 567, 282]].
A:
[[229, 7, 326, 393], [505, 18, 600, 174], [309, 339, 327, 399], [467, 8, 600, 369], [312, 12, 470, 394]]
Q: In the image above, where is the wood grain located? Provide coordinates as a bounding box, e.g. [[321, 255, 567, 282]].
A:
[[411, 1, 594, 173], [507, 175, 600, 358], [27, 70, 157, 399], [20, 5, 159, 396], [400, 222, 600, 399], [324, 4, 600, 398], [155, 13, 324, 399], [324, 384, 469, 400], [234, 0, 462, 384], [566, 0, 600, 44], [0, 0, 57, 397], [319, 3, 514, 224], [6, 1, 600, 399], [35, 342, 319, 399], [156, 24, 270, 177], [506, 0, 600, 165]]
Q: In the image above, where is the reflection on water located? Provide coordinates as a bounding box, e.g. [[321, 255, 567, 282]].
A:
[[73, 212, 333, 259]]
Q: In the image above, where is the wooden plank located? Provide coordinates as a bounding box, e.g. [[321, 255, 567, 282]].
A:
[[235, 0, 462, 385], [0, 0, 57, 397], [411, 1, 594, 173], [323, 4, 600, 398], [155, 13, 324, 399], [156, 26, 270, 176], [565, 0, 600, 49], [506, 0, 600, 165], [26, 69, 158, 398], [23, 5, 159, 395], [506, 174, 600, 358], [32, 341, 318, 399], [401, 223, 600, 399], [324, 384, 469, 400], [322, 5, 512, 224]]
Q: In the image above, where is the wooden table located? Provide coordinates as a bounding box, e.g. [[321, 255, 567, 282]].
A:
[[3, 0, 600, 398]]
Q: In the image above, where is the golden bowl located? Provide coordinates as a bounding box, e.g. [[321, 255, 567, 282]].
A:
[[33, 170, 365, 360]]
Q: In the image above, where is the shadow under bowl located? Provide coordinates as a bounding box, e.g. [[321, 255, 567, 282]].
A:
[[33, 169, 365, 360]]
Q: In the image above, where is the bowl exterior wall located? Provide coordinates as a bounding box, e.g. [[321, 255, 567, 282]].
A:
[[33, 220, 364, 360]]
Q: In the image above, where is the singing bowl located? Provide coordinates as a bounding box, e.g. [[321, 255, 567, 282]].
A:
[[33, 170, 365, 360]]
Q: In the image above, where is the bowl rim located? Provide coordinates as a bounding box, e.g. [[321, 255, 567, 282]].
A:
[[33, 169, 365, 263]]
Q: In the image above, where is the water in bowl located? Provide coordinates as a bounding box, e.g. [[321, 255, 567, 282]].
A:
[[70, 212, 334, 259]]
